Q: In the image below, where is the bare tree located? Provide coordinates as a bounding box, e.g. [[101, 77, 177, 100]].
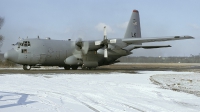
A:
[[0, 17, 4, 52], [0, 35, 3, 51], [0, 17, 4, 29]]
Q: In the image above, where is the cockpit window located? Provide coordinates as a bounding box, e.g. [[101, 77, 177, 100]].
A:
[[22, 41, 31, 47], [22, 49, 27, 53], [15, 41, 31, 48]]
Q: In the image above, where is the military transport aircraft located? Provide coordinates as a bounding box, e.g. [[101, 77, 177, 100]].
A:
[[4, 10, 194, 70]]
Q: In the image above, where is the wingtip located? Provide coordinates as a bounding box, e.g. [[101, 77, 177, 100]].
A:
[[175, 36, 195, 39], [184, 36, 195, 39]]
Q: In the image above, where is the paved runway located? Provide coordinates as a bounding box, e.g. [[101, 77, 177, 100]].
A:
[[0, 63, 200, 74]]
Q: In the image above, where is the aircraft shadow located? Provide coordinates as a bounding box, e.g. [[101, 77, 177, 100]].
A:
[[0, 91, 37, 108]]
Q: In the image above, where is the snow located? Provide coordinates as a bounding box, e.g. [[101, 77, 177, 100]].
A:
[[0, 67, 59, 70], [150, 72, 200, 97], [0, 71, 200, 112]]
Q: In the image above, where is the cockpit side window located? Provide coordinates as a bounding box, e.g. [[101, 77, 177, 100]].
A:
[[21, 49, 27, 53]]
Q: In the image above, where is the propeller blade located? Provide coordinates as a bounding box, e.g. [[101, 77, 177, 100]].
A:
[[82, 41, 89, 54], [104, 48, 108, 58], [104, 26, 107, 39], [74, 38, 89, 56]]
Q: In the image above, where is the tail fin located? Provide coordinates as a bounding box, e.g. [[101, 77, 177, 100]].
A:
[[124, 10, 141, 38]]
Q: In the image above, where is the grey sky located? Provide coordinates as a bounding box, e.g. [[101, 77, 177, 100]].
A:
[[0, 0, 199, 56]]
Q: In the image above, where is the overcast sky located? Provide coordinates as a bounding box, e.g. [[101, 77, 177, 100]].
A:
[[0, 0, 199, 56]]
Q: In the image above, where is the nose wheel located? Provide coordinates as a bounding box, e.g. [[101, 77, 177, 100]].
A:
[[23, 65, 31, 70]]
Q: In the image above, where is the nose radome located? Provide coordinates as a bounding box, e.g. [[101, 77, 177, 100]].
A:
[[4, 49, 18, 63]]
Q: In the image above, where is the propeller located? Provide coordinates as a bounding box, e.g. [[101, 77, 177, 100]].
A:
[[75, 38, 89, 55], [95, 26, 116, 58], [64, 38, 88, 65], [76, 38, 83, 49]]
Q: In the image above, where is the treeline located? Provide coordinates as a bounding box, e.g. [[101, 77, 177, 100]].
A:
[[0, 53, 16, 67], [0, 17, 4, 52], [0, 60, 16, 67], [1, 54, 200, 67], [119, 55, 200, 63]]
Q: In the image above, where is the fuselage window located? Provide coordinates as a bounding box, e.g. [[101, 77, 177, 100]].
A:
[[22, 49, 27, 53]]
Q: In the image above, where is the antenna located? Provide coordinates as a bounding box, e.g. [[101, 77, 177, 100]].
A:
[[104, 26, 107, 40]]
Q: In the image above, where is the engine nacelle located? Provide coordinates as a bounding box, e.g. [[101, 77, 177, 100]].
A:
[[64, 56, 82, 65]]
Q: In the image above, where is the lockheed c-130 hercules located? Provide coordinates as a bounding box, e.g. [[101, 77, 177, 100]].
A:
[[4, 10, 194, 70]]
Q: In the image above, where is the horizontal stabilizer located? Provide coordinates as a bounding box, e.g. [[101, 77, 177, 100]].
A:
[[122, 36, 194, 44], [123, 45, 171, 51]]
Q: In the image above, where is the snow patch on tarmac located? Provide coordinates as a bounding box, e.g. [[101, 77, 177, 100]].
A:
[[0, 71, 200, 112], [150, 72, 200, 97]]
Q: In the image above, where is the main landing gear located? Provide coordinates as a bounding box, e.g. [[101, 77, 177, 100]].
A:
[[64, 66, 78, 70], [23, 65, 31, 70], [71, 66, 78, 70], [82, 66, 92, 70], [64, 66, 70, 70]]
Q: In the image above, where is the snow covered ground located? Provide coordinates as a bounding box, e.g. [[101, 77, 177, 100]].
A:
[[0, 71, 200, 112], [150, 72, 200, 97]]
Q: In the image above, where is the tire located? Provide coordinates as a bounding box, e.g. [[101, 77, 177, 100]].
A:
[[71, 66, 78, 70], [64, 66, 70, 70], [23, 65, 31, 70]]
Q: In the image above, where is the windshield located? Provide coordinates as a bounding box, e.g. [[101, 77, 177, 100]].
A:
[[14, 41, 31, 47]]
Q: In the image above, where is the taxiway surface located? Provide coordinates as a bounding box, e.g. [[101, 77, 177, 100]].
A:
[[0, 63, 200, 74]]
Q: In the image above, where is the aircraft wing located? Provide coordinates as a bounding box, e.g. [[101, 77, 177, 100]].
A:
[[122, 36, 194, 44]]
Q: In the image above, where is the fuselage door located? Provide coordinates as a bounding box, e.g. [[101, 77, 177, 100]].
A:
[[39, 54, 46, 64]]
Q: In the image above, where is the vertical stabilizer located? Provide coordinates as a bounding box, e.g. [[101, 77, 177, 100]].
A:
[[124, 10, 141, 38]]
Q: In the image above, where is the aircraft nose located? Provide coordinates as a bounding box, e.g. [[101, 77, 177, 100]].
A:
[[4, 49, 18, 63], [4, 52, 8, 60]]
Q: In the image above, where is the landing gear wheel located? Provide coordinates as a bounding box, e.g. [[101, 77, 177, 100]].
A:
[[71, 66, 78, 70], [23, 65, 31, 70], [82, 67, 94, 70], [64, 66, 70, 70]]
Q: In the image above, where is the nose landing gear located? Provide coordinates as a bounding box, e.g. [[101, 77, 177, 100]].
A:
[[23, 65, 31, 70]]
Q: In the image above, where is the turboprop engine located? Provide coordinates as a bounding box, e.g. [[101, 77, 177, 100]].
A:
[[64, 38, 101, 67], [64, 55, 82, 65], [64, 26, 117, 67]]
